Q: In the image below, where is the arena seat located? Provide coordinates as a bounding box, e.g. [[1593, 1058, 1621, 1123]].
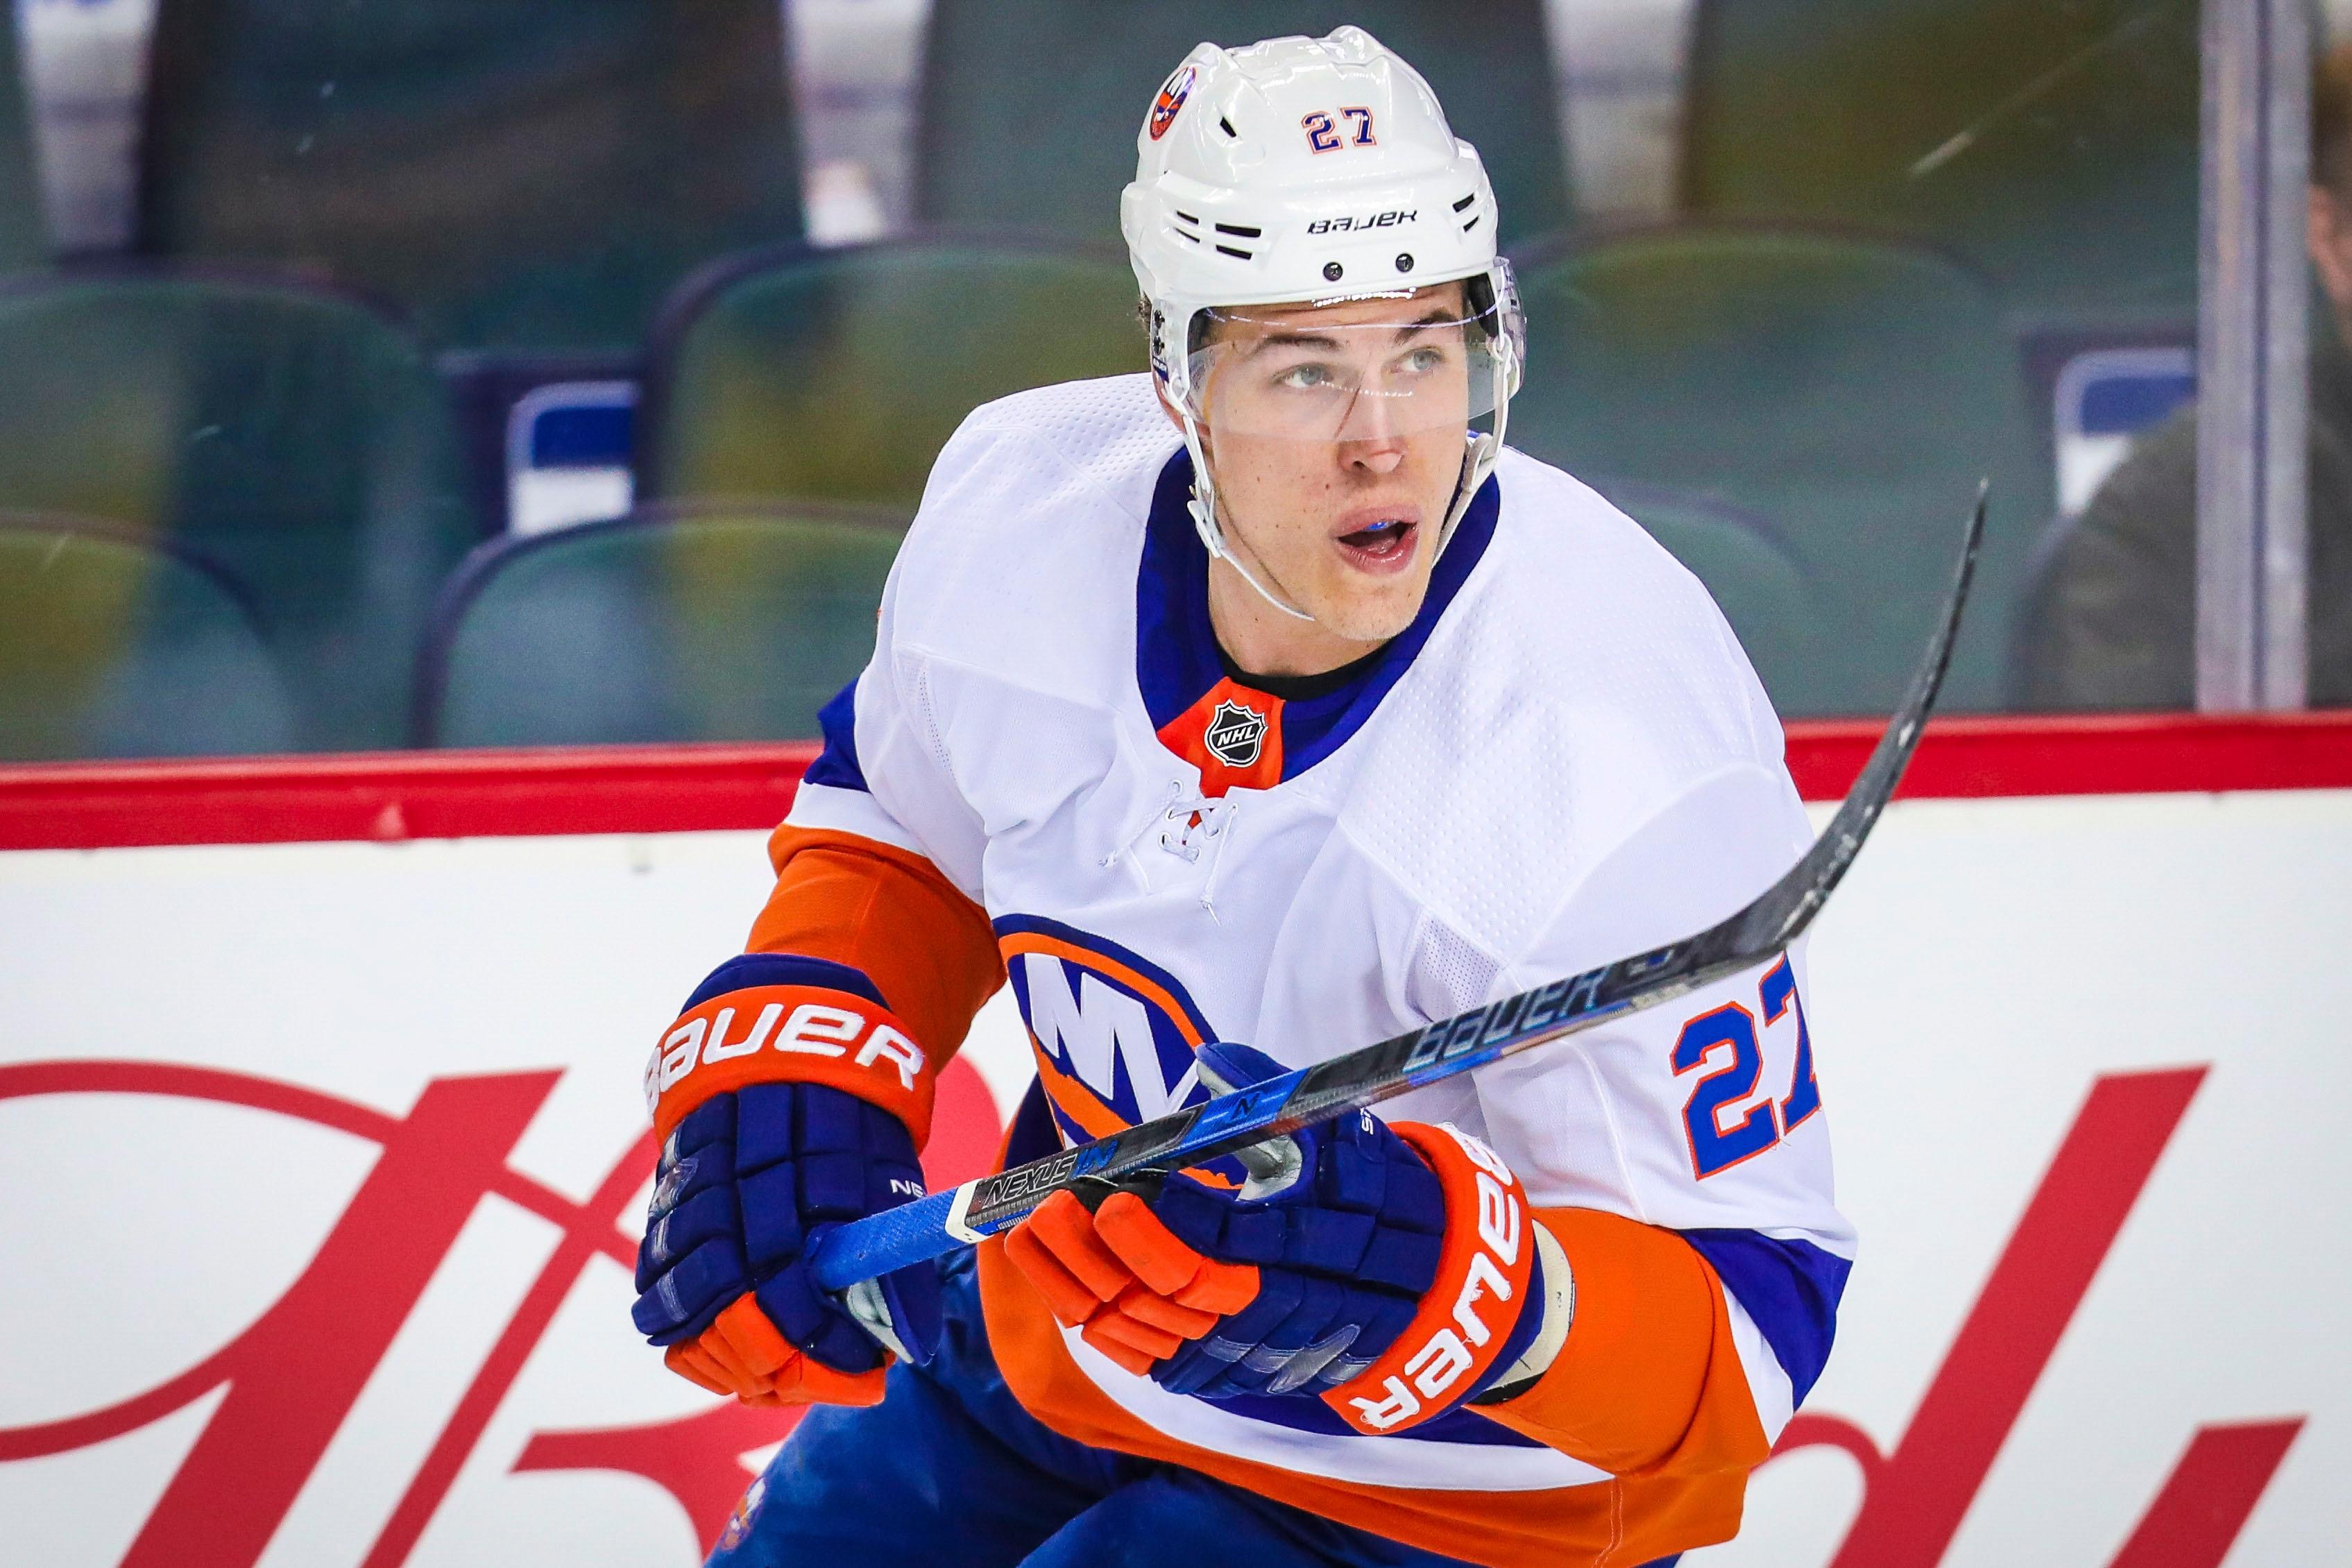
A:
[[0, 516, 296, 760], [1593, 484, 1827, 717], [0, 3, 44, 271], [0, 271, 476, 750], [2003, 502, 2096, 712], [1680, 0, 2199, 330], [913, 1, 1570, 248], [1507, 225, 2042, 715], [642, 237, 1141, 509], [135, 0, 803, 353], [417, 502, 905, 748]]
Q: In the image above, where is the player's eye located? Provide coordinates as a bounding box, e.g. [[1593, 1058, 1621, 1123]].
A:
[[1273, 361, 1339, 391], [1396, 346, 1449, 375]]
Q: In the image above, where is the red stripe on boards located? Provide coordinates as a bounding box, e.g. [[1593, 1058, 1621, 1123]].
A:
[[1780, 710, 2352, 801], [0, 742, 820, 849], [1, 713, 2350, 850]]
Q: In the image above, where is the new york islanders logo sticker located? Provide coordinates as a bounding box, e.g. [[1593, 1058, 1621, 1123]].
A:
[[1204, 699, 1269, 767], [997, 914, 1217, 1137], [1150, 66, 1195, 140], [719, 1476, 768, 1551]]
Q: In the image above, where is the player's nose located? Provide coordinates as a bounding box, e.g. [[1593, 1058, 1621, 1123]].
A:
[[1336, 406, 1407, 475], [1340, 438, 1407, 475]]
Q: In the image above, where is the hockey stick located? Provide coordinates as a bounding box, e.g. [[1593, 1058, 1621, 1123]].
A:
[[808, 491, 1984, 1296]]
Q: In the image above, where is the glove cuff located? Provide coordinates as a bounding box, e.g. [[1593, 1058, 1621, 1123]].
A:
[[1322, 1120, 1539, 1435], [644, 953, 934, 1146]]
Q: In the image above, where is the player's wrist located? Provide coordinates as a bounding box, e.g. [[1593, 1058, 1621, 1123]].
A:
[[1317, 1121, 1543, 1433], [643, 951, 934, 1146], [1467, 1218, 1574, 1406]]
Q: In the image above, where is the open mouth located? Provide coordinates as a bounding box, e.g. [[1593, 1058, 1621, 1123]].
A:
[[1334, 517, 1420, 574]]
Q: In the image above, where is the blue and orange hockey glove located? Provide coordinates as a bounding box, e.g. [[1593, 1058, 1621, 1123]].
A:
[[632, 953, 943, 1407], [1006, 1042, 1562, 1434]]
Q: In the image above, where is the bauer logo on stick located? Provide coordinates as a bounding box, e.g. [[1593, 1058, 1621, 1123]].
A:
[[1149, 66, 1195, 140], [1204, 700, 1270, 767]]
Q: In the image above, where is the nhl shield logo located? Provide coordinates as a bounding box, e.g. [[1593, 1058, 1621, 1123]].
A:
[[1204, 699, 1269, 768]]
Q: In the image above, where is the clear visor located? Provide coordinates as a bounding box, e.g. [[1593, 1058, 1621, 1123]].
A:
[[1182, 294, 1508, 442]]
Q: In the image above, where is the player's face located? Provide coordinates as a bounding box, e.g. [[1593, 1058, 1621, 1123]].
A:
[[1186, 282, 1478, 654]]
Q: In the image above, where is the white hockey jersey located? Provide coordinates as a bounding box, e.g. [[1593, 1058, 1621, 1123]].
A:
[[779, 373, 1853, 1565]]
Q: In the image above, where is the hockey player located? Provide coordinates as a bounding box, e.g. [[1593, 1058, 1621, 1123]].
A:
[[632, 28, 1851, 1568]]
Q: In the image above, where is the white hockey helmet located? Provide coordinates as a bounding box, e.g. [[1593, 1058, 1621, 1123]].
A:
[[1121, 26, 1524, 617]]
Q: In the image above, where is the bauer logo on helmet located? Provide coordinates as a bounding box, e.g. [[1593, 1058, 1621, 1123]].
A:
[[1307, 210, 1417, 235]]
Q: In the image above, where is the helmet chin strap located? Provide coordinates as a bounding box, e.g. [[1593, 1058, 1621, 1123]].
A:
[[1177, 408, 1318, 623], [1439, 327, 1516, 545]]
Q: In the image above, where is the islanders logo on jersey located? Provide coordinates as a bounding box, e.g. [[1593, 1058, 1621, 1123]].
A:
[[717, 1477, 767, 1551], [1149, 66, 1195, 141], [997, 914, 1216, 1147]]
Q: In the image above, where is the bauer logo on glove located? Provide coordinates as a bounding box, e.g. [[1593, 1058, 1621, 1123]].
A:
[[632, 953, 944, 1409], [643, 980, 930, 1134]]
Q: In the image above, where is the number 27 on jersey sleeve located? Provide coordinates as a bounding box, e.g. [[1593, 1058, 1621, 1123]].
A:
[[1671, 955, 1822, 1180]]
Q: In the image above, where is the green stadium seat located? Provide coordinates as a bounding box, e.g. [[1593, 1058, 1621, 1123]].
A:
[[0, 271, 476, 750], [135, 0, 803, 353], [0, 517, 295, 760], [642, 238, 1142, 509], [1681, 0, 2199, 330], [1508, 226, 2042, 715], [914, 1, 1570, 248], [0, 3, 44, 270], [1594, 484, 1828, 717], [418, 503, 905, 748]]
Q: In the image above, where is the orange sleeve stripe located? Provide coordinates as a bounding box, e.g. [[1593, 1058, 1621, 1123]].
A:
[[747, 823, 1003, 1081], [1474, 1209, 1771, 1480], [973, 1237, 1748, 1567]]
